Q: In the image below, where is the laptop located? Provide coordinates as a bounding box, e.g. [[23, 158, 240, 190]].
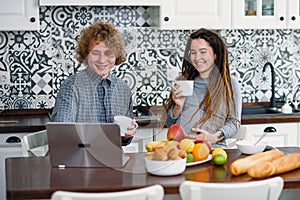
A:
[[46, 122, 129, 168]]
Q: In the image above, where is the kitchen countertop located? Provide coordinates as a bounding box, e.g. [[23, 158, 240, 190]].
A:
[[0, 109, 51, 133], [241, 102, 300, 124], [140, 105, 300, 126], [241, 113, 300, 124], [0, 103, 299, 133]]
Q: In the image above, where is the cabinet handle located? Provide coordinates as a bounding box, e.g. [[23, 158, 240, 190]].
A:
[[279, 16, 284, 21], [164, 16, 169, 22], [30, 17, 36, 23], [6, 136, 21, 143], [264, 126, 277, 133], [291, 16, 296, 21]]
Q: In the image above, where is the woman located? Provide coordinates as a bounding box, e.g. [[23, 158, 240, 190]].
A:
[[164, 28, 242, 147]]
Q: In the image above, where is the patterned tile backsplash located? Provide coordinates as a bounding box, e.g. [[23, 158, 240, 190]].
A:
[[0, 6, 300, 110]]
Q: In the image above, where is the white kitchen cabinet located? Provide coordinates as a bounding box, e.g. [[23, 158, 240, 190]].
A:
[[122, 127, 168, 153], [124, 122, 299, 152], [0, 0, 39, 31], [232, 0, 300, 29], [41, 0, 231, 29], [153, 128, 168, 141], [39, 0, 162, 6], [246, 123, 298, 147], [298, 123, 300, 147], [0, 133, 27, 200], [160, 0, 231, 29], [123, 128, 154, 153]]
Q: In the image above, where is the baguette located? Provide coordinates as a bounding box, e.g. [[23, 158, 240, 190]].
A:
[[248, 153, 300, 178], [230, 150, 284, 176]]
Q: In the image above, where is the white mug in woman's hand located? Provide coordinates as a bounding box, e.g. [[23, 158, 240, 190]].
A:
[[172, 80, 194, 96], [114, 116, 138, 136]]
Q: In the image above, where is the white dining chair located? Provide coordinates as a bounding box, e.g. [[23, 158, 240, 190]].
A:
[[50, 184, 164, 200], [21, 130, 48, 157], [180, 176, 284, 200]]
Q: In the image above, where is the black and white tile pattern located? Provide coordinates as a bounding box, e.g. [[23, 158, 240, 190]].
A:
[[0, 6, 300, 110]]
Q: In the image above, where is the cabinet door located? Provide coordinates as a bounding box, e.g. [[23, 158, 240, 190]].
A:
[[246, 123, 297, 147], [287, 0, 300, 28], [123, 128, 154, 153], [232, 0, 286, 29], [160, 0, 231, 29], [0, 0, 39, 31]]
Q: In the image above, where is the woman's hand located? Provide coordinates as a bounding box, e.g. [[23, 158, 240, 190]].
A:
[[187, 128, 224, 144], [171, 81, 186, 117], [124, 119, 138, 139]]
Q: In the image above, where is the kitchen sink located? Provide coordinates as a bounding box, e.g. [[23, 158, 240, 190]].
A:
[[242, 106, 281, 115]]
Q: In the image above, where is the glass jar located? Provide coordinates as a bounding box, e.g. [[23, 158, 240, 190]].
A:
[[262, 0, 274, 16]]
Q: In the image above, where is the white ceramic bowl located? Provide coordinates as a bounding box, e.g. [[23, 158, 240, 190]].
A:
[[236, 140, 267, 155], [144, 157, 186, 176]]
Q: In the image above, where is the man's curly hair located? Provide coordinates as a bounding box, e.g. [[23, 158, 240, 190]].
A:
[[76, 21, 127, 65]]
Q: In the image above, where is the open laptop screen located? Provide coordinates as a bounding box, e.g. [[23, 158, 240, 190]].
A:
[[47, 122, 128, 168]]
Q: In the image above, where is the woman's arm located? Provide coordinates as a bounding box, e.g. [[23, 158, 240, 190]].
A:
[[165, 85, 187, 127], [165, 106, 178, 127]]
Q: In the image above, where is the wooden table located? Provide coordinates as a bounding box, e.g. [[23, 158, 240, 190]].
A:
[[6, 147, 300, 199]]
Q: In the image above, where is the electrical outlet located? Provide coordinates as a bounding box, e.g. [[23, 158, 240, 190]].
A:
[[0, 71, 10, 85]]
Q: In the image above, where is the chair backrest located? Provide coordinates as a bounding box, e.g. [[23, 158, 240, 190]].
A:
[[51, 184, 164, 200], [21, 130, 48, 157], [180, 177, 283, 200]]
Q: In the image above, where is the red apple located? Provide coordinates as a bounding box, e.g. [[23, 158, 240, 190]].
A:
[[195, 139, 212, 151], [167, 124, 186, 142]]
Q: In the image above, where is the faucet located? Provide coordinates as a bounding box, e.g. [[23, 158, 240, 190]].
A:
[[263, 62, 276, 109]]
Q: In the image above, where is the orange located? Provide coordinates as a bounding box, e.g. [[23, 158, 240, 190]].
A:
[[192, 143, 210, 161], [193, 168, 210, 182]]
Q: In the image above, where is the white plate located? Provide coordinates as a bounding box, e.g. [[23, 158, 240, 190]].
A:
[[186, 154, 212, 167]]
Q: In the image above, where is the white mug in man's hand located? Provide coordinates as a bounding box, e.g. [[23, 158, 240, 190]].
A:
[[114, 116, 138, 136], [173, 80, 194, 96]]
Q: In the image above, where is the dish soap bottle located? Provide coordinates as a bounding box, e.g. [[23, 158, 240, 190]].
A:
[[281, 101, 292, 114]]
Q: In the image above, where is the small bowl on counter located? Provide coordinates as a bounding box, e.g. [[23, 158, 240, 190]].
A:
[[144, 157, 186, 176], [236, 140, 267, 155]]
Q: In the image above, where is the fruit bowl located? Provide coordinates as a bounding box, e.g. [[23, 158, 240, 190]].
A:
[[144, 157, 187, 176], [236, 140, 267, 155]]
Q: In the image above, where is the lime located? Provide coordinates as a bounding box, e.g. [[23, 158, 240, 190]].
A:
[[186, 153, 194, 163], [212, 154, 227, 166], [213, 166, 227, 180]]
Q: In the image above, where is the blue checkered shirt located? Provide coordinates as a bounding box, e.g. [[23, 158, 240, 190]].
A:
[[51, 67, 133, 145]]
